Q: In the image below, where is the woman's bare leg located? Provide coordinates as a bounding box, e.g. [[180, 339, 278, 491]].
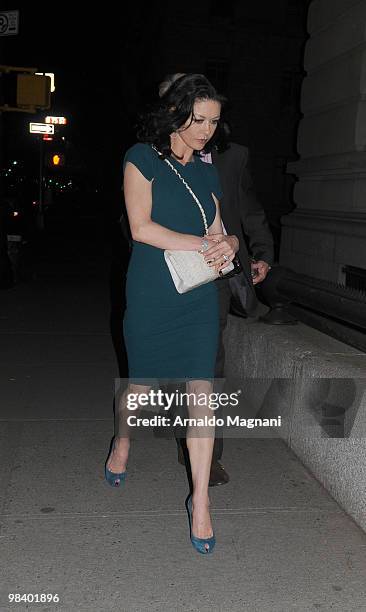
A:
[[106, 383, 151, 473], [185, 379, 215, 543]]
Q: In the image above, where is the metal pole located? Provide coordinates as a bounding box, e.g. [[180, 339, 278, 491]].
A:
[[37, 136, 44, 230], [0, 73, 15, 286]]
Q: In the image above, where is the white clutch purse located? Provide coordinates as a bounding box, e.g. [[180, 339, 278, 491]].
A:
[[164, 249, 234, 294], [160, 153, 235, 294]]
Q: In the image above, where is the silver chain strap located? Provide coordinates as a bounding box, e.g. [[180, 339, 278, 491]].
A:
[[152, 146, 209, 236]]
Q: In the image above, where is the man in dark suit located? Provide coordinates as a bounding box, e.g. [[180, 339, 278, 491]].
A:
[[212, 140, 274, 373], [212, 141, 274, 481], [174, 137, 274, 485]]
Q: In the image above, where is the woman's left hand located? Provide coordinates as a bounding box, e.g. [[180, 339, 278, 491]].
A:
[[204, 233, 239, 272]]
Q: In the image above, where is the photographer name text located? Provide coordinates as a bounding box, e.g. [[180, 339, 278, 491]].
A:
[[126, 415, 282, 429]]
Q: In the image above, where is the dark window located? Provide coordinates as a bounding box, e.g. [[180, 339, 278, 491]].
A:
[[280, 69, 304, 114], [210, 0, 234, 19], [205, 59, 229, 93], [342, 265, 366, 292]]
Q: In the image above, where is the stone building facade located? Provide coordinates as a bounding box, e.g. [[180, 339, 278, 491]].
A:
[[281, 0, 366, 287]]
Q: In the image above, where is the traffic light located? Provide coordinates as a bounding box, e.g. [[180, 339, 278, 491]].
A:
[[45, 152, 65, 168], [0, 67, 52, 112], [52, 154, 63, 166], [16, 74, 51, 109]]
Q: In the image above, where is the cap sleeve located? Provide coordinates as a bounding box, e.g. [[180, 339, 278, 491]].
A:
[[123, 143, 154, 181]]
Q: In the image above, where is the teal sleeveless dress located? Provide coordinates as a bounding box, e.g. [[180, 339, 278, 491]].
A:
[[123, 143, 223, 381]]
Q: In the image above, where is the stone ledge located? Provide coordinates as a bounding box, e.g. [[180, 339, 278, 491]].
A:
[[281, 209, 366, 238], [224, 316, 366, 531], [287, 150, 366, 175]]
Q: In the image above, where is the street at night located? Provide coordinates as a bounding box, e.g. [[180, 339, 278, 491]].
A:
[[2, 3, 366, 612], [2, 236, 366, 609]]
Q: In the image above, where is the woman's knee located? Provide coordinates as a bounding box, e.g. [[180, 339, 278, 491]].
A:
[[125, 384, 152, 410], [186, 380, 213, 414], [116, 384, 152, 412], [186, 379, 213, 398]]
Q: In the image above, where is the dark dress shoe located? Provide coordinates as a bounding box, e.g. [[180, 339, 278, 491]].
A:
[[209, 460, 230, 487]]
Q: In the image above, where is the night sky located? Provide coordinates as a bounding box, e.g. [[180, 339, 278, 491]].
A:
[[0, 3, 309, 232], [1, 7, 148, 124], [1, 6, 160, 192]]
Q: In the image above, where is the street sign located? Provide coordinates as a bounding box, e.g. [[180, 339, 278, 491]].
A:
[[45, 116, 67, 125], [0, 10, 19, 37], [36, 72, 55, 92], [29, 123, 55, 135]]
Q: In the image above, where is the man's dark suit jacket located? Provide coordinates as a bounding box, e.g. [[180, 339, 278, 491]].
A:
[[212, 143, 274, 316]]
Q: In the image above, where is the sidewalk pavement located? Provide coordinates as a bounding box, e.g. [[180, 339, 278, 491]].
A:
[[1, 249, 366, 612]]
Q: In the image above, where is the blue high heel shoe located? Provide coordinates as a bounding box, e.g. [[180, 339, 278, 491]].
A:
[[186, 495, 216, 554], [104, 438, 127, 487]]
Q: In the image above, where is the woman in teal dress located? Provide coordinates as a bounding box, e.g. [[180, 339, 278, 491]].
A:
[[105, 74, 239, 554]]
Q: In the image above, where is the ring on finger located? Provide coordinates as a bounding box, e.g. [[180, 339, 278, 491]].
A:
[[223, 254, 229, 262]]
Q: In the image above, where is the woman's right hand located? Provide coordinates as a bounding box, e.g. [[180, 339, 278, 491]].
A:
[[197, 237, 220, 254], [201, 235, 237, 272], [197, 238, 221, 271]]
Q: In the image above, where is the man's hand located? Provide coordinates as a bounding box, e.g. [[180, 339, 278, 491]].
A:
[[251, 259, 271, 285]]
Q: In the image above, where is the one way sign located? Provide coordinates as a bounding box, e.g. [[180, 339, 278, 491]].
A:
[[29, 123, 55, 135]]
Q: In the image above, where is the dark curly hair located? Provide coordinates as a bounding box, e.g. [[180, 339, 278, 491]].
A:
[[136, 73, 227, 158]]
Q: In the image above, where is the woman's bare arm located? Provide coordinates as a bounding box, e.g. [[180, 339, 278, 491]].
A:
[[124, 163, 217, 251], [204, 194, 240, 270]]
